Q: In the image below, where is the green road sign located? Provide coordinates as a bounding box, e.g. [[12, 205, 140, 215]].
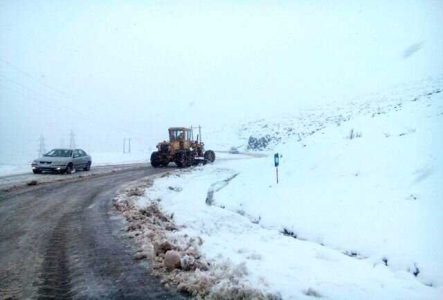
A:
[[274, 153, 279, 167]]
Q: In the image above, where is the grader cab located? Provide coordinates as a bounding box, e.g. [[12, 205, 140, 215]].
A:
[[150, 127, 215, 168]]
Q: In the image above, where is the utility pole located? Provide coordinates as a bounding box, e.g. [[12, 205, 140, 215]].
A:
[[128, 138, 131, 153], [69, 130, 76, 149], [123, 138, 126, 154], [38, 135, 46, 157]]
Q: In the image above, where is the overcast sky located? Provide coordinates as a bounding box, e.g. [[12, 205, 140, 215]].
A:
[[1, 0, 442, 163]]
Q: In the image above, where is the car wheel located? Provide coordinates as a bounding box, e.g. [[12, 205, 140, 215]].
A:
[[65, 163, 75, 174], [33, 169, 41, 174], [84, 162, 91, 171]]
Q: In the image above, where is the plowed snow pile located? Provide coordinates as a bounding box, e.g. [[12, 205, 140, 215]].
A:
[[136, 82, 443, 299]]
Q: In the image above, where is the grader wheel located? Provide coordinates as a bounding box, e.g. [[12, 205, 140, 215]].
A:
[[204, 150, 216, 163], [174, 152, 187, 168], [150, 151, 161, 168]]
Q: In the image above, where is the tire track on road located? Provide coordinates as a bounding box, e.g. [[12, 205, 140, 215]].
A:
[[1, 167, 186, 299]]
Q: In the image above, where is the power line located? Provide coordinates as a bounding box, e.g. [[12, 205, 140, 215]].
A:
[[0, 60, 155, 151], [0, 73, 141, 138], [0, 58, 70, 97]]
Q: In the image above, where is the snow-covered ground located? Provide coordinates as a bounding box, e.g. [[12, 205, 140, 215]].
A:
[[0, 151, 149, 177], [137, 81, 443, 299]]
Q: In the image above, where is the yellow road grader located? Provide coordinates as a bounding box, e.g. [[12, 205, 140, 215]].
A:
[[150, 127, 215, 168]]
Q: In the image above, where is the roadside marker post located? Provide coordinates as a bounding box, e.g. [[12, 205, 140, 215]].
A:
[[274, 153, 280, 184]]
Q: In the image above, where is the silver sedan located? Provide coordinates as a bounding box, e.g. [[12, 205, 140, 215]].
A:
[[31, 148, 92, 174]]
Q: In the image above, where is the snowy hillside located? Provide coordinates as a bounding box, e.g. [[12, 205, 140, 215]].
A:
[[207, 78, 443, 153], [138, 79, 443, 299]]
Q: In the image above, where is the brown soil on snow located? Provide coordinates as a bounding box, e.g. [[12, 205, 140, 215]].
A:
[[114, 178, 279, 299]]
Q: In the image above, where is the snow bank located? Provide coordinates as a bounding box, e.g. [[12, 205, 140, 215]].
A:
[[137, 83, 443, 298], [0, 165, 30, 177], [215, 88, 443, 288], [116, 175, 277, 299]]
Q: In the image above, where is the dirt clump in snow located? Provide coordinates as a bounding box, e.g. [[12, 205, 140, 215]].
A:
[[114, 177, 279, 299], [164, 250, 181, 270], [154, 240, 173, 256], [134, 251, 148, 260]]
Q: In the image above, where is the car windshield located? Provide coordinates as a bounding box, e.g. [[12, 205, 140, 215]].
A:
[[44, 149, 73, 157]]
